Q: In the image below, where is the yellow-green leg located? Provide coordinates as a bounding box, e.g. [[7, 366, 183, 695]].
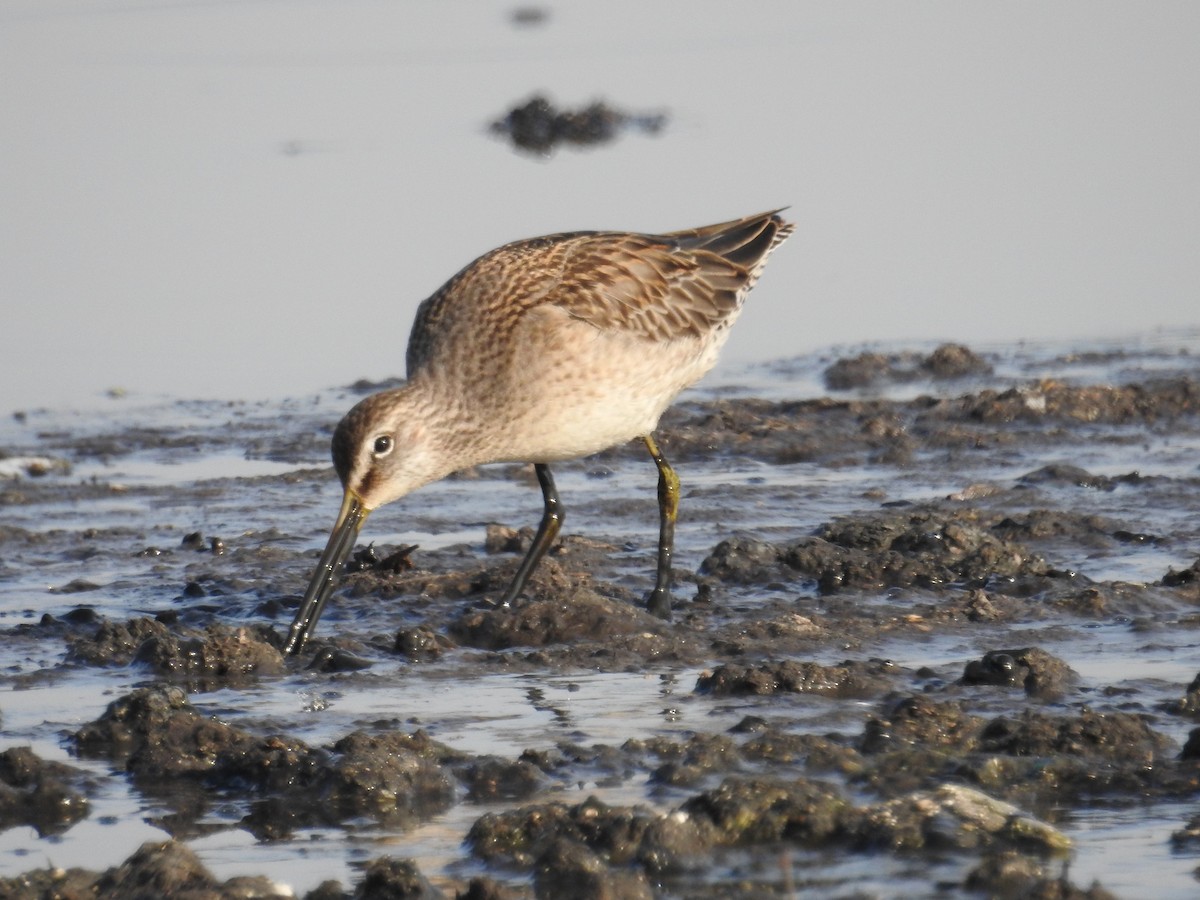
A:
[[643, 434, 679, 620]]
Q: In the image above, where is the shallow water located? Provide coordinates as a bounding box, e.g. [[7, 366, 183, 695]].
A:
[[2, 336, 1200, 897]]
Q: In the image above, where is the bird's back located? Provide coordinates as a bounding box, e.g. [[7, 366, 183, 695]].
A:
[[405, 210, 793, 380]]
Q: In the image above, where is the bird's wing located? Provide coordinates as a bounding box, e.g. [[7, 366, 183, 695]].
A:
[[406, 211, 792, 374], [547, 232, 748, 342]]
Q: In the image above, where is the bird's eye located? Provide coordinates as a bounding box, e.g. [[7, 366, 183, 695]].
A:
[[372, 435, 394, 456]]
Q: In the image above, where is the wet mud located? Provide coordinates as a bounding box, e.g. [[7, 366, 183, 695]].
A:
[[2, 340, 1200, 897]]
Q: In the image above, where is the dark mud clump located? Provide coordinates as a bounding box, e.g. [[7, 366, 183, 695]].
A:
[[823, 342, 993, 390], [961, 647, 1076, 699], [652, 373, 1200, 468], [977, 708, 1169, 765], [0, 839, 451, 900], [0, 746, 91, 837], [1162, 557, 1200, 588], [857, 697, 1190, 810], [466, 780, 1079, 897], [1168, 671, 1200, 718], [965, 851, 1119, 900], [71, 687, 460, 840], [695, 658, 896, 698], [67, 618, 284, 688], [451, 589, 659, 650], [468, 794, 716, 875], [490, 94, 667, 155], [701, 505, 1048, 593]]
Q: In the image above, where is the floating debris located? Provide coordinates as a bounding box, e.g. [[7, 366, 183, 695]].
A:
[[509, 6, 549, 27], [489, 94, 667, 156]]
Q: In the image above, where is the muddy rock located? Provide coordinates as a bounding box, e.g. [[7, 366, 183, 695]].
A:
[[989, 509, 1120, 560], [929, 377, 1200, 425], [923, 342, 993, 379], [468, 795, 715, 874], [451, 590, 657, 650], [682, 775, 850, 845], [0, 839, 289, 900], [133, 624, 285, 685], [855, 696, 989, 796], [0, 865, 100, 900], [651, 396, 853, 465], [338, 542, 622, 615], [0, 840, 452, 900], [739, 729, 864, 776], [694, 537, 783, 584], [918, 586, 1018, 624], [73, 689, 325, 840], [533, 839, 653, 900], [702, 507, 1047, 593], [856, 784, 1070, 853], [979, 709, 1167, 762], [653, 375, 1200, 470], [71, 688, 460, 838], [519, 741, 642, 786], [326, 730, 460, 824], [1170, 812, 1200, 849], [815, 510, 1046, 584], [961, 647, 1076, 699], [1043, 581, 1153, 619], [454, 878, 529, 900], [860, 695, 984, 755], [345, 542, 417, 576], [98, 840, 286, 899], [66, 615, 173, 665], [1162, 556, 1200, 589], [456, 755, 545, 802], [72, 685, 256, 775], [630, 733, 741, 788], [945, 707, 1191, 806], [484, 523, 526, 554], [823, 351, 895, 390], [0, 746, 91, 836], [1017, 464, 1139, 491], [394, 624, 451, 660], [309, 646, 375, 672], [965, 850, 1118, 899], [1169, 671, 1200, 718], [68, 618, 284, 686], [695, 658, 895, 698], [823, 343, 992, 390], [353, 857, 443, 900]]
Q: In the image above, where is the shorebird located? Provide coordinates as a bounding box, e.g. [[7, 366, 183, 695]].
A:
[[284, 210, 793, 654]]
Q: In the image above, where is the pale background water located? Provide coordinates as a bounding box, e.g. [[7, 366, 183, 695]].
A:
[[2, 0, 1198, 414]]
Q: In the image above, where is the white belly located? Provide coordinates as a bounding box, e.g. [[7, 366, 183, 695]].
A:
[[484, 309, 734, 463]]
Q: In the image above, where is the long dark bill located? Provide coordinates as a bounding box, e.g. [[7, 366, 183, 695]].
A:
[[284, 492, 369, 655]]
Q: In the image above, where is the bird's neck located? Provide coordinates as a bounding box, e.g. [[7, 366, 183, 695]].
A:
[[393, 377, 493, 478]]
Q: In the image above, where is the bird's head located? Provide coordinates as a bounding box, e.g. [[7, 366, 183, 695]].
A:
[[331, 388, 441, 511], [284, 385, 448, 655]]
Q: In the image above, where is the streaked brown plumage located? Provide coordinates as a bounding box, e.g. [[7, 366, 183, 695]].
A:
[[286, 210, 794, 654]]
